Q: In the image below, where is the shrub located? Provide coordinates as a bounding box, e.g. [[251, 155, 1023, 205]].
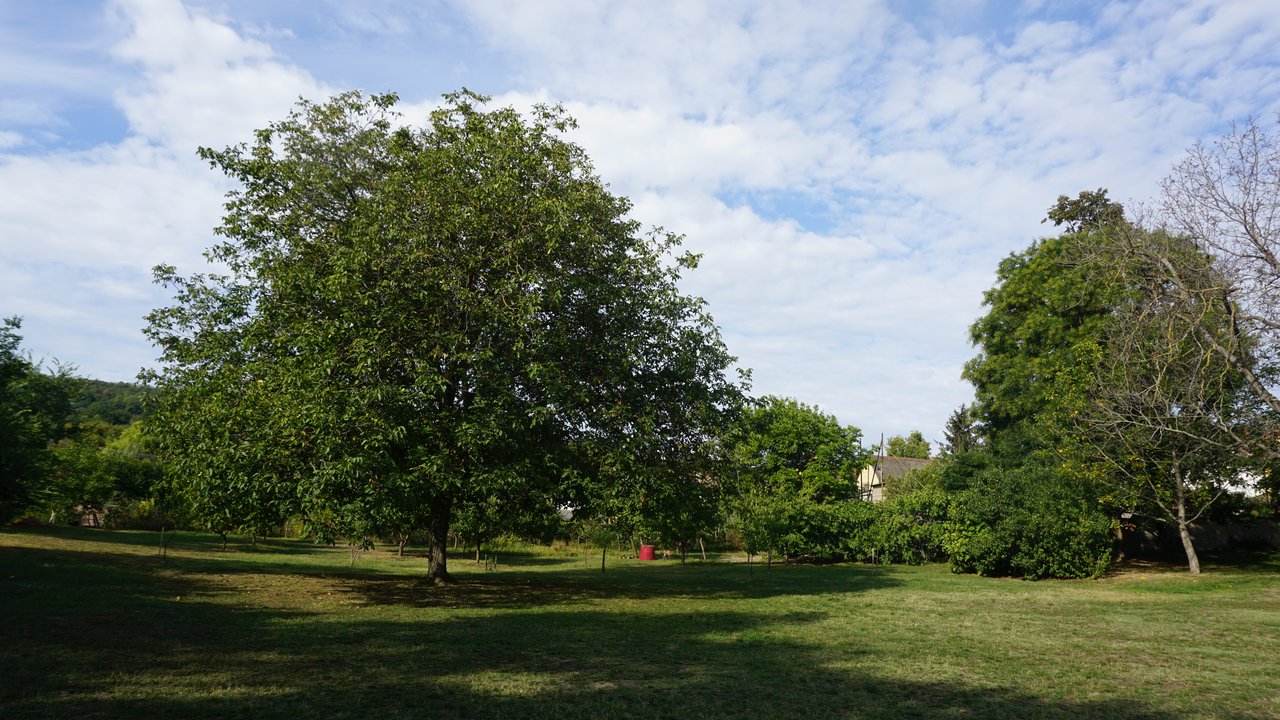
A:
[[103, 498, 167, 531], [873, 488, 952, 564], [944, 465, 1114, 579]]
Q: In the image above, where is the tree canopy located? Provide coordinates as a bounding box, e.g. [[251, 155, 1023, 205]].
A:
[[0, 317, 74, 521], [144, 90, 745, 582], [886, 430, 930, 459], [728, 396, 867, 503], [963, 186, 1263, 573], [940, 404, 981, 457], [726, 396, 869, 560], [962, 216, 1121, 459]]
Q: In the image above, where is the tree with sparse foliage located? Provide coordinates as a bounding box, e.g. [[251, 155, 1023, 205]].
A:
[[145, 90, 743, 583], [1144, 118, 1280, 469], [1065, 121, 1280, 548]]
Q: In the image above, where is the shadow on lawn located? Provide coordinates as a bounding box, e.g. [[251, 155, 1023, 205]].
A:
[[9, 525, 344, 556], [3, 526, 908, 607], [337, 561, 907, 610], [1204, 549, 1280, 573], [1, 544, 1183, 720]]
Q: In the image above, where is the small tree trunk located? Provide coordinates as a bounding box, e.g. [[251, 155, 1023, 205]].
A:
[[699, 537, 707, 561], [426, 494, 452, 585], [680, 541, 686, 564], [1175, 466, 1201, 574], [397, 536, 407, 558], [476, 542, 482, 565], [600, 545, 607, 573]]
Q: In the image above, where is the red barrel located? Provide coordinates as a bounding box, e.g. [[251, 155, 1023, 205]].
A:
[[639, 545, 656, 561]]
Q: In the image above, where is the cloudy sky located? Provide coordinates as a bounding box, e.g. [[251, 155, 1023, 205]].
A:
[[3, 0, 1279, 445]]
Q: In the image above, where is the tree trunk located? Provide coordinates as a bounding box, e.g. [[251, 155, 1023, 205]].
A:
[[397, 536, 407, 558], [600, 545, 607, 573], [699, 537, 707, 562], [475, 542, 481, 565], [426, 494, 452, 585], [1175, 467, 1201, 574]]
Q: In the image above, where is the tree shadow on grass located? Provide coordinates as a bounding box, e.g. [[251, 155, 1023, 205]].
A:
[[339, 561, 906, 609], [5, 525, 344, 556], [4, 526, 914, 608], [454, 549, 583, 568], [1, 544, 1189, 720], [1203, 549, 1280, 573]]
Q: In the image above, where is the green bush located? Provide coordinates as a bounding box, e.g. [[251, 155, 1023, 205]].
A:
[[43, 441, 163, 525], [835, 489, 950, 564], [944, 465, 1114, 579], [872, 488, 952, 564], [103, 497, 167, 531], [730, 462, 1112, 578], [731, 491, 953, 566]]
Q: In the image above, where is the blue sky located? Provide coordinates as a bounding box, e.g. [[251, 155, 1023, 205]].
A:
[[3, 0, 1279, 446]]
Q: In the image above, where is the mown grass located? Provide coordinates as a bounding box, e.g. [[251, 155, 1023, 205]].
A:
[[2, 527, 1278, 719]]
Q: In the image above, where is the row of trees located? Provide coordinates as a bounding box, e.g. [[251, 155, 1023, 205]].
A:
[[12, 91, 1276, 580], [0, 317, 73, 519], [0, 326, 161, 528], [739, 121, 1280, 579]]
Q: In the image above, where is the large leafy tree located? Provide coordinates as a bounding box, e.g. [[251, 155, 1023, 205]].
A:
[[0, 317, 74, 520], [963, 194, 1124, 459], [953, 192, 1129, 578], [966, 188, 1254, 573], [727, 396, 869, 560], [145, 91, 743, 583]]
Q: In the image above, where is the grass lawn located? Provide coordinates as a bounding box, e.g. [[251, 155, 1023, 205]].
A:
[[2, 527, 1278, 719]]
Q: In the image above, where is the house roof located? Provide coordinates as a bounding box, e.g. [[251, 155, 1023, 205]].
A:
[[871, 455, 934, 480]]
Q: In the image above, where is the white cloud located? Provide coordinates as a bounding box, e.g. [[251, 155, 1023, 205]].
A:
[[5, 0, 1280, 436], [441, 0, 1280, 436], [1, 0, 331, 380], [108, 0, 331, 155]]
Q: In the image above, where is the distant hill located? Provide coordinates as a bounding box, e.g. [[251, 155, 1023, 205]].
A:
[[68, 378, 153, 426]]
